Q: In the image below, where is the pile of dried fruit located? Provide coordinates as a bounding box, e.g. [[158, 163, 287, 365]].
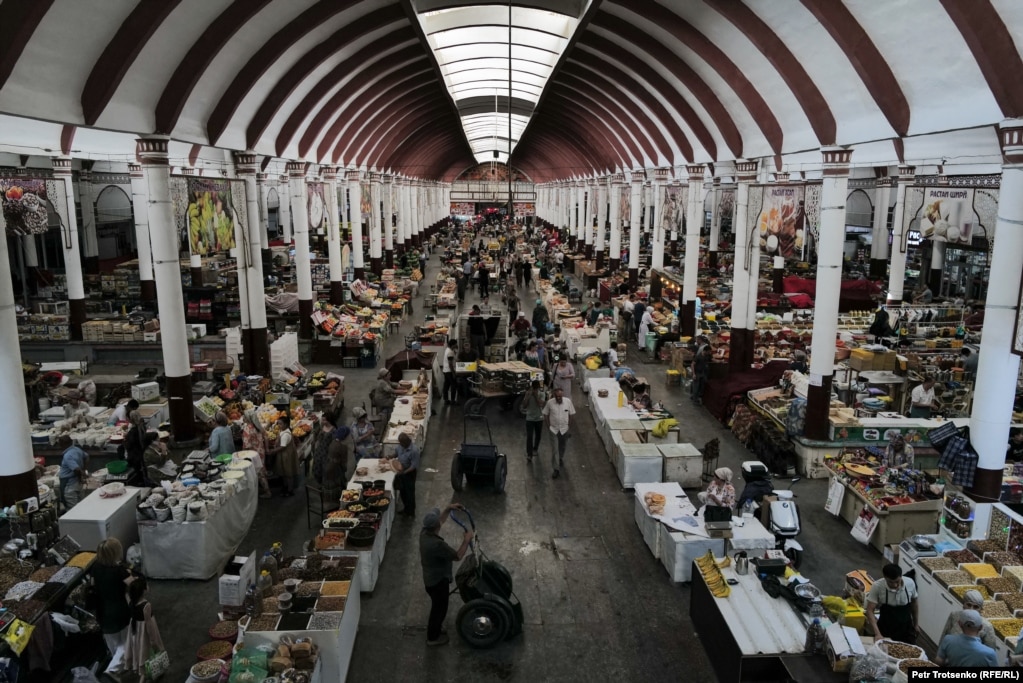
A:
[[879, 641, 923, 660], [944, 549, 980, 564], [986, 552, 1023, 572], [968, 539, 1004, 556], [982, 600, 1013, 619], [190, 660, 223, 681], [66, 552, 96, 569], [246, 614, 279, 631], [919, 557, 956, 573], [898, 659, 937, 673], [262, 597, 279, 612], [315, 596, 346, 611], [1001, 592, 1023, 613], [992, 509, 1012, 547], [990, 618, 1023, 639], [208, 620, 238, 640], [28, 567, 59, 583], [320, 581, 351, 597], [8, 599, 45, 620], [196, 640, 232, 661], [934, 570, 974, 588], [294, 581, 321, 597], [963, 563, 1000, 579], [979, 577, 1019, 595]]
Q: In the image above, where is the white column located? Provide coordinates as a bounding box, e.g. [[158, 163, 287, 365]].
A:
[[728, 160, 759, 370], [136, 136, 194, 440], [651, 167, 670, 271], [805, 146, 853, 441], [967, 120, 1023, 500], [709, 176, 722, 267], [22, 236, 38, 267], [609, 173, 623, 270], [78, 170, 99, 269], [52, 157, 87, 340], [322, 166, 343, 304], [368, 172, 382, 274], [234, 152, 269, 375], [279, 174, 292, 244], [402, 178, 412, 252], [575, 181, 586, 251], [886, 166, 915, 305], [256, 172, 270, 251], [929, 240, 946, 293], [682, 164, 705, 336], [628, 172, 642, 288], [347, 170, 365, 279], [383, 173, 394, 268], [128, 163, 156, 303], [0, 205, 36, 502], [288, 162, 313, 340], [870, 173, 891, 277]]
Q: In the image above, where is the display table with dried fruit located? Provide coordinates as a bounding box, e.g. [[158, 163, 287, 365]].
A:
[[341, 460, 398, 592], [138, 458, 259, 579], [822, 456, 944, 553], [381, 370, 432, 459], [691, 554, 829, 682]]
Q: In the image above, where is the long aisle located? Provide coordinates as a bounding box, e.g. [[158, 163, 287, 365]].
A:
[[151, 243, 878, 683]]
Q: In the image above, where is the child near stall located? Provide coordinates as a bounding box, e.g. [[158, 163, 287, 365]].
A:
[[124, 575, 165, 682]]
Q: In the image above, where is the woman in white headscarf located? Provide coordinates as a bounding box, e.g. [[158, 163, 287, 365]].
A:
[[242, 410, 272, 498], [698, 467, 736, 509]]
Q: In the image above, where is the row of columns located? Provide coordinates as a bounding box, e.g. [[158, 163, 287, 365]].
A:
[[533, 118, 1023, 502]]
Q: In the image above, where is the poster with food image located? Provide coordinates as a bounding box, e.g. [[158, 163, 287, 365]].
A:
[[185, 178, 236, 255], [360, 181, 372, 218], [919, 188, 975, 244], [757, 185, 804, 258], [450, 202, 474, 216], [307, 182, 326, 230], [1, 178, 49, 236], [619, 184, 631, 225], [660, 185, 683, 236]]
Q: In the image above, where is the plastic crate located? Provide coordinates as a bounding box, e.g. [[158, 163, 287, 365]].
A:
[[359, 355, 378, 369], [342, 357, 359, 369]]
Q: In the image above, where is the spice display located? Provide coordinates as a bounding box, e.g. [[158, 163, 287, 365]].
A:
[[275, 612, 310, 631], [918, 557, 956, 573], [978, 577, 1019, 595], [294, 581, 320, 597], [1010, 520, 1023, 556], [5, 581, 42, 601], [898, 659, 937, 673], [30, 582, 63, 602], [968, 539, 1005, 557], [319, 565, 355, 582], [66, 552, 96, 568], [981, 600, 1013, 619], [990, 618, 1023, 639], [262, 597, 279, 613], [190, 660, 223, 681], [992, 509, 1011, 548], [209, 620, 238, 640], [320, 581, 351, 597], [307, 611, 342, 630], [933, 570, 974, 588], [878, 641, 923, 660], [1001, 592, 1023, 613], [943, 549, 980, 565], [28, 567, 59, 583], [962, 563, 1000, 579], [9, 599, 45, 620], [277, 568, 299, 581], [315, 596, 346, 611], [196, 640, 233, 661], [985, 552, 1023, 572], [48, 567, 82, 584], [246, 614, 280, 632], [952, 585, 991, 601], [1004, 567, 1023, 588]]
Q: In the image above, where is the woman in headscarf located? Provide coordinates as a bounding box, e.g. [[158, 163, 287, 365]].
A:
[[885, 433, 915, 469], [552, 356, 575, 397], [698, 467, 736, 509], [269, 415, 298, 496], [241, 410, 272, 498], [531, 298, 549, 334], [351, 407, 379, 462], [372, 368, 400, 425], [638, 306, 655, 345], [940, 589, 999, 649], [312, 415, 349, 497]]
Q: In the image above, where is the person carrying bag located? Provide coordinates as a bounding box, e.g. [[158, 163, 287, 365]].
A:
[[124, 575, 167, 681]]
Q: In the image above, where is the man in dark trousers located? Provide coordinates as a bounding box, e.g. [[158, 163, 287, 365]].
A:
[[691, 335, 712, 405], [420, 504, 474, 646], [633, 297, 646, 343], [468, 305, 488, 361]]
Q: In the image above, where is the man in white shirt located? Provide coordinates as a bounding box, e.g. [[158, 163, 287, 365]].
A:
[[109, 398, 139, 425], [542, 387, 576, 479], [443, 340, 458, 405], [621, 296, 635, 342], [607, 345, 619, 375], [910, 375, 938, 418]]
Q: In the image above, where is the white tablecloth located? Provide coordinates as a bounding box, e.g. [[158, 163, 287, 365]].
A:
[[345, 460, 397, 591], [139, 464, 258, 579], [382, 372, 431, 458], [706, 564, 809, 655]]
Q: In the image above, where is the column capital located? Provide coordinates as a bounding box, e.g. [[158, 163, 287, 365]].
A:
[[685, 164, 705, 180], [610, 172, 625, 185], [897, 165, 916, 182], [320, 165, 338, 181], [999, 118, 1023, 164], [346, 169, 361, 183], [653, 167, 671, 183], [629, 170, 644, 185], [128, 162, 143, 178], [255, 172, 267, 183], [286, 161, 308, 178], [136, 135, 170, 166], [381, 173, 392, 184], [821, 145, 853, 177], [79, 170, 93, 184], [278, 175, 288, 185], [712, 176, 721, 188], [772, 173, 789, 184], [179, 167, 196, 177], [233, 151, 258, 168], [874, 175, 893, 189], [52, 156, 73, 176], [735, 159, 759, 180]]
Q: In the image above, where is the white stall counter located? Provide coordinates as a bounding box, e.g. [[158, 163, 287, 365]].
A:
[[59, 486, 143, 550]]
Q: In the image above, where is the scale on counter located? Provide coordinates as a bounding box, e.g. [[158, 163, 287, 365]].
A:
[[899, 535, 939, 560]]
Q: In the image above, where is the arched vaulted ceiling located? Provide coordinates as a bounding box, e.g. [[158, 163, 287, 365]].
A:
[[0, 0, 1020, 182]]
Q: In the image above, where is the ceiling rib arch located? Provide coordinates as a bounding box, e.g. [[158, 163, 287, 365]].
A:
[[545, 90, 638, 168], [548, 79, 654, 167]]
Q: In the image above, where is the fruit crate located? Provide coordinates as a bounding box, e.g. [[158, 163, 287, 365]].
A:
[[342, 357, 359, 369]]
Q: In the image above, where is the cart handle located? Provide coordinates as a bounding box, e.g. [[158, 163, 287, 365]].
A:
[[449, 507, 476, 532]]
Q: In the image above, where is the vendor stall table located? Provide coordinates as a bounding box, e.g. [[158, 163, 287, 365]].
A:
[[560, 326, 610, 358], [138, 464, 257, 579], [59, 486, 142, 550], [381, 371, 431, 458], [691, 561, 821, 682], [616, 443, 662, 489], [346, 460, 397, 591], [659, 443, 704, 488], [587, 378, 680, 450]]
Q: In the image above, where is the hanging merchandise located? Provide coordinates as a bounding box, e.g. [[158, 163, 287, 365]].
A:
[[850, 508, 880, 545]]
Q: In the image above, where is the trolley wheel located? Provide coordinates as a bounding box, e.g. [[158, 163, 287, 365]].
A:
[[494, 456, 507, 493], [457, 598, 510, 649], [465, 397, 486, 416], [451, 453, 464, 492]]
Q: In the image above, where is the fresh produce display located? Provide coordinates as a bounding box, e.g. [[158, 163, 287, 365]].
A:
[[695, 550, 730, 598]]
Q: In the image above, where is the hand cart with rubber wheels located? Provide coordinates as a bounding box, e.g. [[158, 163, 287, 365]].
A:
[[450, 508, 523, 648], [451, 415, 508, 493]]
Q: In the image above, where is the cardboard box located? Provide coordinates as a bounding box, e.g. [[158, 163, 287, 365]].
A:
[[143, 331, 161, 343], [883, 543, 900, 565], [218, 551, 256, 606], [826, 624, 867, 672], [131, 382, 160, 402], [707, 528, 733, 539]]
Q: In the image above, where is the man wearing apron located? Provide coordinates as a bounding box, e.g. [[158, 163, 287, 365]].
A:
[[909, 376, 938, 418], [865, 564, 919, 644]]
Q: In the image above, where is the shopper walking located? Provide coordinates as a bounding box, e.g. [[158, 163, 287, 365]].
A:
[[468, 305, 488, 361], [633, 298, 646, 342], [420, 504, 474, 646], [269, 415, 299, 496], [691, 337, 712, 405], [552, 356, 575, 396], [522, 380, 546, 461], [312, 415, 348, 500], [543, 386, 576, 479], [58, 435, 88, 511], [621, 295, 635, 342], [477, 262, 490, 302], [93, 537, 131, 677], [123, 575, 165, 682], [387, 433, 420, 517], [241, 410, 273, 498], [443, 339, 458, 405], [531, 298, 549, 336]]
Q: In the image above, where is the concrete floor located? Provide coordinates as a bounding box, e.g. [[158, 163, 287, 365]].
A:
[[95, 249, 884, 683]]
